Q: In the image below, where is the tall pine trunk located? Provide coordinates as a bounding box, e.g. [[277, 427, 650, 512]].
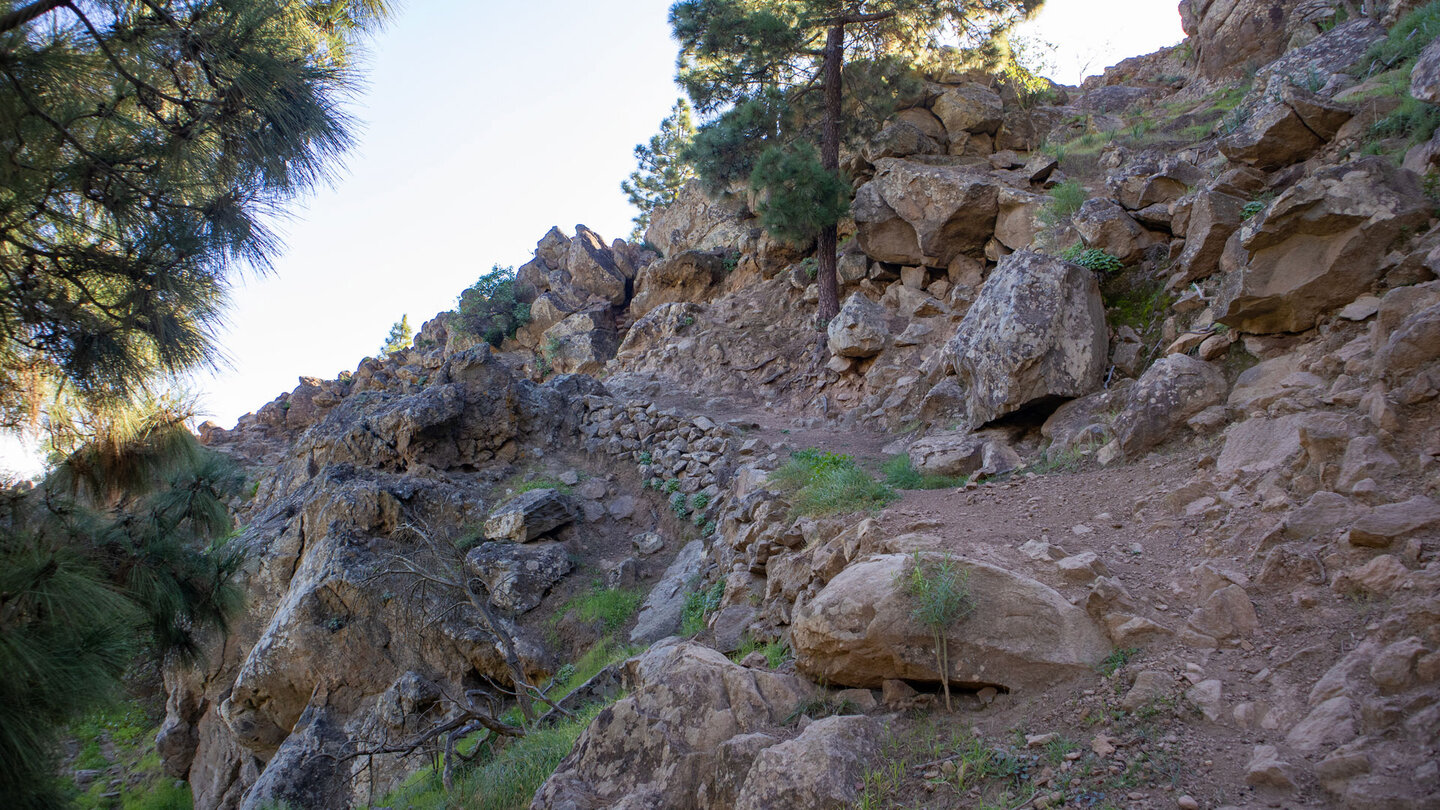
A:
[[816, 22, 844, 328]]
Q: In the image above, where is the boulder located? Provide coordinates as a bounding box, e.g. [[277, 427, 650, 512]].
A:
[[1170, 190, 1247, 287], [1111, 157, 1204, 211], [1113, 355, 1227, 456], [533, 640, 816, 809], [733, 716, 879, 810], [1348, 496, 1440, 548], [932, 83, 1005, 141], [791, 553, 1110, 691], [484, 488, 577, 543], [645, 181, 752, 259], [1412, 37, 1440, 105], [826, 292, 890, 358], [562, 225, 629, 306], [852, 158, 1000, 267], [1179, 0, 1293, 79], [466, 541, 573, 614], [631, 250, 726, 319], [895, 107, 947, 142], [864, 120, 943, 161], [630, 540, 706, 644], [944, 251, 1108, 430], [1073, 199, 1157, 264], [1216, 158, 1431, 334], [528, 292, 575, 334], [906, 434, 985, 477], [541, 307, 620, 376], [1219, 101, 1324, 170], [995, 188, 1046, 251]]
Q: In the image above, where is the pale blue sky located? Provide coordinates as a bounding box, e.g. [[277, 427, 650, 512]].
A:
[[2, 1, 1186, 474]]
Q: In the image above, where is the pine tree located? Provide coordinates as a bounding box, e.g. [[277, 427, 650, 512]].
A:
[[0, 0, 389, 425], [621, 99, 698, 242], [670, 0, 1044, 327], [381, 314, 414, 356]]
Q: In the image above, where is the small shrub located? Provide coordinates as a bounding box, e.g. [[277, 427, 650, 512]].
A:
[[663, 479, 680, 494], [450, 264, 531, 348], [882, 455, 965, 490], [669, 491, 689, 518], [700, 520, 717, 538], [1369, 94, 1440, 144], [516, 477, 573, 495], [680, 580, 724, 636], [637, 451, 653, 465], [770, 449, 896, 517], [690, 492, 711, 512], [799, 256, 819, 280], [897, 553, 975, 712], [1061, 244, 1125, 273], [453, 524, 485, 552], [1098, 647, 1141, 677], [1240, 199, 1267, 220], [1037, 179, 1086, 229]]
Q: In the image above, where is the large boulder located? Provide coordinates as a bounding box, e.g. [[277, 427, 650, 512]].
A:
[[532, 640, 816, 809], [733, 715, 880, 810], [484, 488, 577, 543], [864, 120, 943, 161], [1219, 101, 1325, 170], [645, 182, 752, 259], [1170, 190, 1248, 287], [1073, 198, 1158, 263], [1412, 37, 1440, 105], [932, 83, 1005, 142], [1179, 0, 1294, 80], [944, 251, 1108, 430], [826, 292, 890, 358], [1113, 355, 1228, 456], [1216, 158, 1431, 334], [792, 553, 1110, 691], [852, 158, 1000, 267], [466, 541, 573, 614], [995, 188, 1047, 252], [562, 225, 629, 306], [541, 306, 620, 375], [630, 250, 726, 319]]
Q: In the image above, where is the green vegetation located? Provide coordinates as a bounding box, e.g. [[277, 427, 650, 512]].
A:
[[380, 314, 415, 356], [62, 700, 193, 810], [622, 99, 698, 242], [550, 638, 640, 698], [732, 635, 792, 669], [450, 265, 532, 348], [1357, 1, 1440, 76], [1037, 180, 1087, 230], [770, 448, 897, 517], [381, 700, 610, 810], [1241, 199, 1267, 220], [897, 553, 974, 711], [1060, 244, 1125, 273], [882, 454, 966, 490], [1097, 647, 1141, 677], [672, 0, 1041, 323], [554, 583, 643, 637], [1370, 94, 1440, 144], [680, 579, 725, 636], [516, 476, 574, 495]]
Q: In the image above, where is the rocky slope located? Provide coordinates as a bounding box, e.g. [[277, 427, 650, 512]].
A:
[[167, 1, 1440, 807]]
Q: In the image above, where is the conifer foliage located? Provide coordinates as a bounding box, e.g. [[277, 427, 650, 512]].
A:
[[669, 0, 1043, 326], [381, 314, 415, 356], [622, 99, 698, 242]]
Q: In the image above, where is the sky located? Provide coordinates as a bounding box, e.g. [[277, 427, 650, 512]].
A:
[[1, 0, 1185, 477]]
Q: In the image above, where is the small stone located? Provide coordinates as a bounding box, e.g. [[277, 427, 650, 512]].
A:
[[559, 470, 581, 486], [1026, 733, 1059, 748], [1177, 796, 1199, 810], [1071, 524, 1093, 535], [1244, 745, 1296, 791]]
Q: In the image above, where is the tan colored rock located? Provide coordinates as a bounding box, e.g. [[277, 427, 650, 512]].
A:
[[645, 182, 751, 259], [630, 250, 726, 319], [1187, 584, 1259, 640], [1287, 696, 1356, 753], [484, 488, 577, 543], [826, 292, 890, 358], [541, 306, 619, 375], [907, 434, 985, 477], [1332, 554, 1412, 596], [1245, 745, 1297, 792], [1169, 191, 1246, 287], [562, 225, 628, 306], [1348, 496, 1440, 548], [1410, 37, 1440, 105], [995, 188, 1046, 251], [532, 640, 815, 809], [1072, 198, 1157, 264], [1216, 158, 1430, 334], [944, 251, 1108, 430], [895, 107, 947, 142], [733, 715, 879, 810], [1283, 491, 1362, 540], [1114, 354, 1227, 456], [864, 120, 943, 161], [466, 541, 572, 614], [933, 83, 1004, 140], [791, 553, 1110, 691], [852, 159, 1000, 267]]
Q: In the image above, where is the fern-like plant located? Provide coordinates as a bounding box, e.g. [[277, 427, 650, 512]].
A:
[[897, 553, 975, 712]]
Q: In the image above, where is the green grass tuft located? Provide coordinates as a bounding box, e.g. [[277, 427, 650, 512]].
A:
[[881, 455, 966, 490], [680, 580, 725, 636], [1358, 1, 1440, 76], [1037, 179, 1086, 230], [554, 583, 642, 636], [1061, 244, 1125, 273], [770, 449, 896, 517]]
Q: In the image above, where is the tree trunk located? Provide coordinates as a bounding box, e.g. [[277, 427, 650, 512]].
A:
[[816, 22, 844, 327]]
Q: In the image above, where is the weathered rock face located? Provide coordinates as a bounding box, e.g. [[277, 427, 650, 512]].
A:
[[630, 540, 706, 644], [645, 182, 752, 259], [791, 553, 1110, 691], [1073, 198, 1159, 263], [1171, 190, 1247, 287], [826, 292, 891, 358], [484, 488, 577, 543], [541, 307, 620, 375], [944, 251, 1108, 429], [532, 640, 817, 809], [1180, 0, 1292, 79], [630, 250, 726, 319], [852, 158, 1000, 267], [1113, 355, 1228, 456], [1412, 37, 1440, 104], [932, 82, 1005, 143], [466, 541, 573, 614], [1217, 158, 1431, 334]]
